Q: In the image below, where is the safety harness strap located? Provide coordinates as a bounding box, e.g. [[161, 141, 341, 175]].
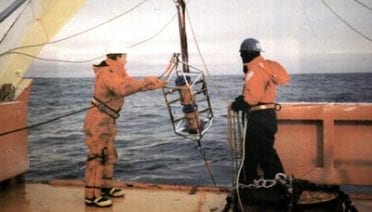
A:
[[102, 177, 112, 180], [91, 96, 120, 119], [250, 103, 281, 112], [87, 155, 103, 163], [85, 185, 101, 189]]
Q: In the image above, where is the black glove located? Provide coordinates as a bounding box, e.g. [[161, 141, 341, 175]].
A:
[[231, 95, 250, 112]]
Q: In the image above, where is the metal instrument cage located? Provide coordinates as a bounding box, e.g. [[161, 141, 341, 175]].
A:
[[161, 54, 214, 141]]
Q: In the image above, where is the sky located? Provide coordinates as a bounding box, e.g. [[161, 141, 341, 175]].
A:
[[27, 0, 372, 77]]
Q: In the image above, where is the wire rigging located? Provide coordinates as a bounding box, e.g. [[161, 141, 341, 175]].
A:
[[0, 3, 177, 64], [0, 104, 93, 137], [6, 51, 104, 63], [0, 2, 187, 136], [0, 90, 135, 137], [0, 4, 198, 138], [0, 0, 149, 57], [6, 12, 177, 63], [126, 13, 177, 48], [185, 7, 231, 105], [321, 0, 372, 42], [352, 0, 372, 11], [0, 0, 31, 44], [0, 2, 177, 63]]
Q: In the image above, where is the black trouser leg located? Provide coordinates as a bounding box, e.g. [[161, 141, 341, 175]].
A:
[[244, 110, 284, 181]]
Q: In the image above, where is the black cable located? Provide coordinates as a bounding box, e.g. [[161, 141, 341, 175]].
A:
[[0, 0, 30, 44], [321, 0, 372, 42], [12, 0, 148, 50], [0, 105, 93, 137], [0, 92, 126, 137], [352, 0, 372, 11], [197, 145, 217, 186], [0, 12, 177, 64], [0, 0, 149, 57]]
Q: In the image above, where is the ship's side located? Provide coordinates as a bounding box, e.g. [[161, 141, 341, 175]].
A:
[[0, 79, 31, 182], [0, 0, 85, 182], [276, 103, 372, 186]]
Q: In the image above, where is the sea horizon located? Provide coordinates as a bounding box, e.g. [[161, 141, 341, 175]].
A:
[[25, 71, 372, 79]]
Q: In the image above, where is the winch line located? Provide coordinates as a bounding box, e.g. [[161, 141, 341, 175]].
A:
[[185, 7, 231, 105], [196, 144, 217, 186], [173, 0, 217, 187]]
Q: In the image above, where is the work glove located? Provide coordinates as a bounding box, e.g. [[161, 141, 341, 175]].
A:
[[144, 76, 166, 90], [231, 95, 250, 112]]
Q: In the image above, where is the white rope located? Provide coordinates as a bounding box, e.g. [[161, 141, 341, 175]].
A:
[[185, 7, 231, 105]]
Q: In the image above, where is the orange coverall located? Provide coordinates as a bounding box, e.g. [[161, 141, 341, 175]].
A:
[[243, 55, 290, 104], [83, 57, 162, 199], [240, 55, 290, 183]]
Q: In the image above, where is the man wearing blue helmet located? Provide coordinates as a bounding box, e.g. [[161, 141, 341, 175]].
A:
[[231, 38, 290, 184]]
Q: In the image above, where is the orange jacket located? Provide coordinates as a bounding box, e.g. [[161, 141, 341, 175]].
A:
[[84, 58, 161, 127], [243, 56, 290, 105]]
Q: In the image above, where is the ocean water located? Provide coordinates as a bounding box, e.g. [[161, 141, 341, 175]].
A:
[[26, 73, 372, 186]]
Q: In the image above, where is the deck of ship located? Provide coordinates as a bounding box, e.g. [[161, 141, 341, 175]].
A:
[[0, 180, 229, 212], [1, 179, 372, 212]]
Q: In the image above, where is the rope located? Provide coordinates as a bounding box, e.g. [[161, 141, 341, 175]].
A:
[[196, 144, 217, 186], [0, 0, 31, 44], [0, 11, 177, 64], [227, 106, 236, 185], [0, 0, 149, 57], [0, 105, 93, 137], [126, 13, 177, 48], [321, 0, 372, 42], [352, 0, 372, 11], [236, 108, 248, 211], [171, 0, 217, 187], [185, 7, 231, 105], [0, 93, 127, 137], [5, 51, 105, 63]]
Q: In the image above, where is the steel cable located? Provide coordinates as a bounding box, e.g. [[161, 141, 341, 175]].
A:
[[321, 0, 372, 42], [0, 0, 149, 56]]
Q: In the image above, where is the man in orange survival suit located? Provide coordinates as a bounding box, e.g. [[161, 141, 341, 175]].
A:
[[231, 38, 290, 185], [83, 48, 166, 207]]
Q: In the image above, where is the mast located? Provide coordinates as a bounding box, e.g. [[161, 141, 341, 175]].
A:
[[175, 0, 189, 73]]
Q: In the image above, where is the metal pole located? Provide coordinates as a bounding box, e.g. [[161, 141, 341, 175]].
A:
[[175, 0, 189, 73]]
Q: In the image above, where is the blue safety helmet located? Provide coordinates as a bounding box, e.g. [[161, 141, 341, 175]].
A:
[[240, 38, 262, 52]]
